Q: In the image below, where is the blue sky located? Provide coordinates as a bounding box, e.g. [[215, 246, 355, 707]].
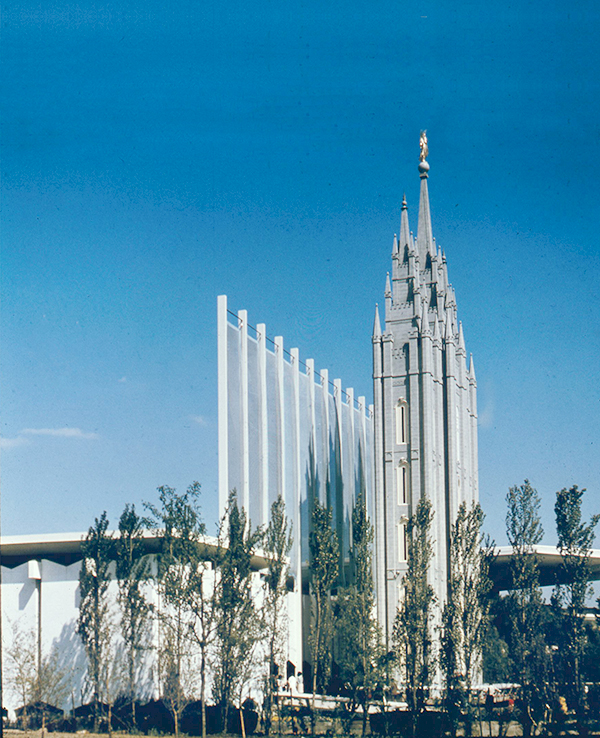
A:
[[1, 0, 599, 543]]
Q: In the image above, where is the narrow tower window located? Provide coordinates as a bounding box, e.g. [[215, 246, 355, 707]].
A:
[[395, 399, 408, 445], [397, 462, 408, 505], [398, 520, 408, 562]]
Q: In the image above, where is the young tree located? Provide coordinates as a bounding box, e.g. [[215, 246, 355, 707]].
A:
[[5, 623, 37, 713], [308, 500, 339, 723], [262, 495, 293, 736], [441, 502, 492, 734], [5, 623, 71, 724], [116, 504, 151, 728], [213, 492, 263, 734], [187, 529, 222, 738], [335, 492, 382, 736], [145, 483, 205, 737], [77, 512, 114, 732], [393, 495, 435, 722], [505, 480, 548, 734], [552, 485, 599, 717]]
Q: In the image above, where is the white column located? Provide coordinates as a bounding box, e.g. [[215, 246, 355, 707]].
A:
[[347, 387, 356, 507], [307, 358, 317, 514], [238, 310, 250, 514], [290, 347, 303, 643], [275, 336, 286, 503], [217, 294, 229, 515], [320, 368, 329, 506], [257, 323, 270, 527]]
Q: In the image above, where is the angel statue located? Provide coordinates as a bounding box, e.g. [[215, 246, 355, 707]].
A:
[[419, 130, 428, 162]]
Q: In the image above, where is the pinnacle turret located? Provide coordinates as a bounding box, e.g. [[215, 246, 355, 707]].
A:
[[458, 321, 466, 353], [373, 303, 382, 337], [469, 353, 476, 381], [399, 194, 410, 256]]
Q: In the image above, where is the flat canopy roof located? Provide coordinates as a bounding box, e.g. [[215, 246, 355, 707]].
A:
[[2, 535, 599, 590], [489, 545, 600, 591], [0, 531, 271, 571]]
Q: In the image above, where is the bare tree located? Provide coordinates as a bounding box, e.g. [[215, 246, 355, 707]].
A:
[[5, 622, 71, 726]]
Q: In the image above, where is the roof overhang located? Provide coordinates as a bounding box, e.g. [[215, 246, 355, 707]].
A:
[[0, 531, 271, 571], [489, 545, 600, 591]]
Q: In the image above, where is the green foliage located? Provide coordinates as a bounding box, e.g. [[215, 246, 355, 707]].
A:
[[213, 491, 263, 729], [335, 493, 382, 735], [77, 511, 114, 729], [393, 495, 435, 715], [262, 495, 293, 735], [144, 483, 205, 736], [116, 504, 151, 722], [551, 485, 599, 714], [504, 481, 549, 731], [308, 501, 339, 697], [442, 503, 492, 695], [481, 621, 510, 684]]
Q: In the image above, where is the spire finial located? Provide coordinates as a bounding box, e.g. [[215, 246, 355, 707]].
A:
[[417, 132, 434, 257], [402, 193, 408, 210], [418, 130, 430, 177]]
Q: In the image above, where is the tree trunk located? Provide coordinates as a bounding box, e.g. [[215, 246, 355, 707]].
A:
[[311, 613, 320, 737], [201, 651, 207, 738], [240, 706, 246, 738]]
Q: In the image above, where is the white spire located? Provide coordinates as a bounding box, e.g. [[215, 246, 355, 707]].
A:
[[373, 304, 382, 337]]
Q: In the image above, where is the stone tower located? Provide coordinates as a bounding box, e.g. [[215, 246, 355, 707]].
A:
[[372, 140, 479, 647]]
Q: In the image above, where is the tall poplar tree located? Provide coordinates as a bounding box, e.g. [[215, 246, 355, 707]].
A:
[[336, 492, 381, 736], [505, 480, 548, 734], [262, 495, 293, 736], [116, 504, 151, 728], [393, 495, 435, 720], [441, 502, 492, 734], [213, 492, 263, 734], [552, 485, 599, 717], [187, 541, 221, 738], [145, 483, 204, 737], [308, 501, 339, 731], [77, 512, 114, 732]]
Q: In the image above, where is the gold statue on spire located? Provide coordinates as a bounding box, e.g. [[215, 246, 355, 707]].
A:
[[419, 130, 428, 162]]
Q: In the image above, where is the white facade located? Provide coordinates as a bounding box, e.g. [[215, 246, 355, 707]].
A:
[[0, 533, 289, 717], [2, 152, 483, 712], [218, 295, 374, 666], [372, 160, 479, 647]]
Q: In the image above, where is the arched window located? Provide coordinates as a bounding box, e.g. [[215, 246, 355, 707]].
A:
[[395, 399, 408, 445], [398, 520, 408, 562], [396, 462, 409, 505]]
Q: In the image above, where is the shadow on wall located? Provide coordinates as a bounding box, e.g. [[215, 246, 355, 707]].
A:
[[51, 620, 157, 710], [18, 579, 36, 610], [52, 620, 88, 710]]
